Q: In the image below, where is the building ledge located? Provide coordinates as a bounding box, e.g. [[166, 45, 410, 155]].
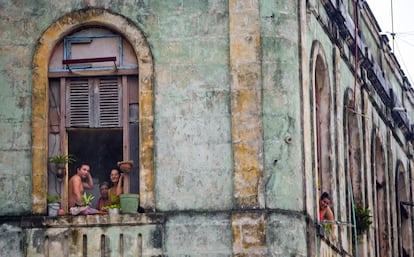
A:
[[20, 213, 165, 229]]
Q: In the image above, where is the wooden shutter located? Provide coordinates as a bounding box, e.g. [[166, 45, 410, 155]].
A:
[[98, 77, 121, 127], [67, 77, 121, 128], [67, 78, 90, 127]]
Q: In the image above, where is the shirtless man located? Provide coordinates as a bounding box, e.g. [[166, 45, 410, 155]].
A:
[[68, 163, 94, 208]]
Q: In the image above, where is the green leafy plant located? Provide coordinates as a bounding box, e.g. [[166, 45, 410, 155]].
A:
[[49, 154, 76, 164], [355, 205, 372, 242], [82, 192, 95, 206], [102, 204, 120, 210], [321, 223, 331, 234], [46, 193, 61, 203]]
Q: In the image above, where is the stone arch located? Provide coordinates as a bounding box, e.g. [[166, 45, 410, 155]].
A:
[[31, 8, 154, 213], [310, 41, 333, 199]]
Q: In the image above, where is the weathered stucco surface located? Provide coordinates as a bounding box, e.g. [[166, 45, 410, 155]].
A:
[[1, 0, 272, 256], [1, 0, 414, 256], [260, 0, 304, 211], [154, 0, 233, 211], [165, 213, 232, 256]]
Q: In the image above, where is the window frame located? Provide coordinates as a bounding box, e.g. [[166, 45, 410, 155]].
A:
[[50, 74, 135, 211], [32, 9, 155, 214]]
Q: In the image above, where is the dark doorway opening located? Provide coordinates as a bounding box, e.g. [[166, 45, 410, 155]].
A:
[[68, 129, 123, 185], [68, 129, 123, 207]]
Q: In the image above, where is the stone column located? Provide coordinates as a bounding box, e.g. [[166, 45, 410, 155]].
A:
[[229, 0, 264, 210], [229, 0, 265, 256]]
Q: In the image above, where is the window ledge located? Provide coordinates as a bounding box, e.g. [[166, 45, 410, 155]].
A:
[[21, 213, 164, 229]]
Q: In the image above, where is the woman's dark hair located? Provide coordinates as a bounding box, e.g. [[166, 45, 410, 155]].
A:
[[320, 192, 331, 200], [110, 167, 121, 175]]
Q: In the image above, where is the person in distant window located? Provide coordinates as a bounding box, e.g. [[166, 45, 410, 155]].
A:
[[108, 168, 124, 205], [96, 181, 111, 210], [68, 163, 94, 208], [319, 192, 335, 237]]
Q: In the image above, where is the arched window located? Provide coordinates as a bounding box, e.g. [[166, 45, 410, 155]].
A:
[[311, 42, 333, 201], [372, 134, 390, 257], [344, 89, 363, 253], [345, 93, 363, 204], [32, 9, 154, 214], [47, 26, 140, 209], [396, 163, 411, 257]]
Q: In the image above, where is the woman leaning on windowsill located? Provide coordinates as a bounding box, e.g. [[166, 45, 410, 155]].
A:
[[109, 168, 124, 205]]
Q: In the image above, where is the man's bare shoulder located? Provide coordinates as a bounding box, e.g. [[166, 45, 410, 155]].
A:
[[69, 174, 81, 184]]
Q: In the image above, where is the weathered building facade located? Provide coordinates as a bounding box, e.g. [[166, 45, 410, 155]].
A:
[[0, 0, 413, 256]]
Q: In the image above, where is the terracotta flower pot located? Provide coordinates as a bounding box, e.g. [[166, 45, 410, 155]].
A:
[[58, 208, 65, 216], [117, 161, 133, 173]]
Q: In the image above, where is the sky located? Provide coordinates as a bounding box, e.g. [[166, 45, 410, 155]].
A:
[[366, 0, 414, 85]]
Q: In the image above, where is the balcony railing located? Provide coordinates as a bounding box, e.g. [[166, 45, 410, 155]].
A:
[[22, 213, 164, 257]]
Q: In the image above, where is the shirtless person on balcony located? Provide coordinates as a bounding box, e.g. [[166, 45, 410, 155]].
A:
[[68, 163, 94, 208]]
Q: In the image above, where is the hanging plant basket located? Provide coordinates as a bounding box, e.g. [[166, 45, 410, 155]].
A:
[[48, 154, 76, 182], [49, 154, 76, 165], [117, 161, 133, 173], [55, 167, 66, 182]]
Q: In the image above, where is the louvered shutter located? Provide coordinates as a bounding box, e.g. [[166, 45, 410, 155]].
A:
[[98, 77, 121, 127], [67, 78, 91, 127], [67, 77, 121, 128]]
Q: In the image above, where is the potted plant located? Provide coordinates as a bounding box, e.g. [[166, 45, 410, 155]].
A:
[[355, 205, 372, 243], [49, 154, 76, 167], [69, 193, 98, 215], [82, 192, 95, 206], [117, 160, 133, 173], [102, 204, 120, 215], [46, 193, 61, 217], [120, 194, 139, 214], [49, 154, 76, 181]]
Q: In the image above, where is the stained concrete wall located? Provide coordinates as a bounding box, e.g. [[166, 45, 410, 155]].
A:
[[152, 0, 233, 211], [0, 1, 33, 214], [0, 1, 266, 256], [260, 0, 304, 211], [165, 213, 232, 256], [1, 0, 414, 257], [0, 0, 236, 213], [0, 223, 23, 257]]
